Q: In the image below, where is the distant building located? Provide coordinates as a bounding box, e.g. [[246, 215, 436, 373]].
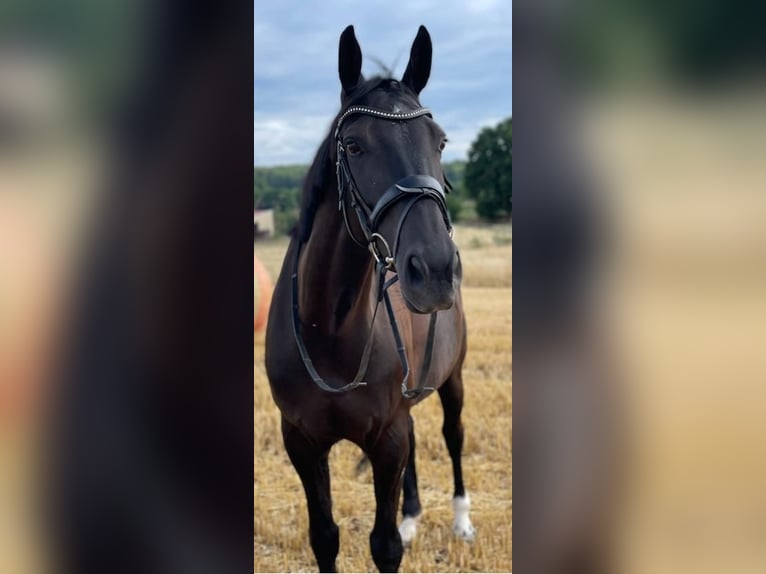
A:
[[254, 209, 275, 240]]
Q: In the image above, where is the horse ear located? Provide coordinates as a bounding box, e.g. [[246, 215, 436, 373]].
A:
[[338, 25, 362, 95], [401, 25, 432, 95]]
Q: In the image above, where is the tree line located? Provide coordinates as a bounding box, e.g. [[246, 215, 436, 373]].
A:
[[255, 116, 511, 235]]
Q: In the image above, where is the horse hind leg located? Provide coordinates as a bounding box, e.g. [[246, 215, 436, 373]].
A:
[[439, 370, 476, 541], [399, 414, 421, 546], [281, 416, 339, 572]]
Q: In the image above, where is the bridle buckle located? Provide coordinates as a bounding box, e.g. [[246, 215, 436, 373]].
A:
[[368, 232, 395, 269]]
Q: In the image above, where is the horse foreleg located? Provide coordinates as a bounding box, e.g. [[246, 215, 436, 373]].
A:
[[281, 416, 339, 572], [399, 414, 421, 546], [439, 370, 476, 541], [368, 415, 409, 572]]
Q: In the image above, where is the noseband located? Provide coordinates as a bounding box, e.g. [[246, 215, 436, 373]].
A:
[[291, 105, 454, 399]]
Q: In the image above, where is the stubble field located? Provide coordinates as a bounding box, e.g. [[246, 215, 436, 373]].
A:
[[254, 224, 512, 573]]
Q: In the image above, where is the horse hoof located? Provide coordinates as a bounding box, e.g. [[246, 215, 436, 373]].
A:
[[399, 515, 418, 546], [452, 521, 476, 542], [452, 494, 476, 542]]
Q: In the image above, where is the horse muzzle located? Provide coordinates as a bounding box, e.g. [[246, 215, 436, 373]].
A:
[[398, 244, 460, 314]]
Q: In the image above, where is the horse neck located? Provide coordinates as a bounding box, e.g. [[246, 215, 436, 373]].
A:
[[298, 196, 375, 335]]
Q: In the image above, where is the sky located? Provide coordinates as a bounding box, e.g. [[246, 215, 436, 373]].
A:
[[254, 0, 512, 167]]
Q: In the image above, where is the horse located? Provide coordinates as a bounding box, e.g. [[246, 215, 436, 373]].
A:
[[265, 25, 474, 573]]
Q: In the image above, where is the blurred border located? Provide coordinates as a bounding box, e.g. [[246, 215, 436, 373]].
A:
[[0, 2, 254, 573], [513, 1, 766, 573]]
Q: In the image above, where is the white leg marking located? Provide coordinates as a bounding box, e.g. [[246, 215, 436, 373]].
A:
[[399, 515, 419, 546], [452, 493, 476, 541]]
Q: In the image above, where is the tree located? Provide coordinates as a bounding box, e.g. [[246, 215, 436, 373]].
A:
[[254, 165, 306, 234], [442, 160, 466, 222], [464, 117, 512, 220]]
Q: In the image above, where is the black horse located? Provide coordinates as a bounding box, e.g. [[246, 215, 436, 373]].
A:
[[265, 25, 474, 573]]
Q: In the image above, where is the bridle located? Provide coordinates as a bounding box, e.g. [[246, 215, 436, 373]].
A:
[[291, 104, 454, 399], [334, 106, 453, 265]]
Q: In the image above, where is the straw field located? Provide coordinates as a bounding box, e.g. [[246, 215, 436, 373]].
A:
[[254, 224, 512, 573]]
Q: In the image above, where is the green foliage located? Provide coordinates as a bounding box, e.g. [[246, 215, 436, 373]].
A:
[[254, 165, 307, 235], [446, 193, 463, 223], [443, 160, 466, 195], [443, 160, 466, 222], [273, 209, 299, 236], [464, 117, 512, 221]]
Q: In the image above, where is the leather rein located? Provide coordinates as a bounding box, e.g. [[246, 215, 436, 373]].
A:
[[290, 105, 453, 399]]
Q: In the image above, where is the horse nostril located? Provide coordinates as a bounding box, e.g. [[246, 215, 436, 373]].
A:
[[407, 254, 427, 286]]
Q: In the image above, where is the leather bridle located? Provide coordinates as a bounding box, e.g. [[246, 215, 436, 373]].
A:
[[334, 106, 453, 266], [291, 105, 454, 399]]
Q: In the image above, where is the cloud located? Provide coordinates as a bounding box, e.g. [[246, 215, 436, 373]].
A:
[[254, 114, 334, 166], [254, 0, 511, 166]]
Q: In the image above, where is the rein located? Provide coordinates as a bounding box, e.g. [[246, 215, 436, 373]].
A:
[[291, 105, 452, 399]]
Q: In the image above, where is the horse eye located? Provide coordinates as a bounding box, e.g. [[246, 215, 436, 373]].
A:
[[439, 139, 448, 152], [345, 141, 362, 155]]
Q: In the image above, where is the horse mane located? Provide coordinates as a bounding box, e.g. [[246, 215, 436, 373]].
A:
[[296, 129, 333, 243], [298, 75, 415, 243]]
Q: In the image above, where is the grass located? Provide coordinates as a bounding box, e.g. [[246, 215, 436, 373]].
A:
[[254, 224, 512, 572]]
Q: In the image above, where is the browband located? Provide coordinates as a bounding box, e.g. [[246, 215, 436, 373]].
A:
[[335, 106, 433, 140]]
